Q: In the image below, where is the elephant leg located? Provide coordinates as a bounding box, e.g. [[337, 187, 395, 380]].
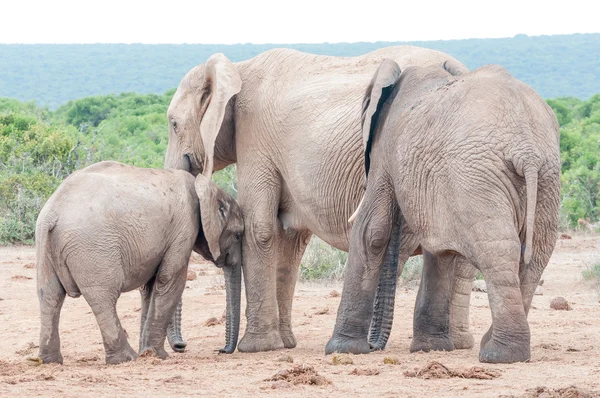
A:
[[368, 217, 403, 350], [139, 277, 154, 352], [237, 170, 284, 352], [82, 286, 138, 365], [140, 253, 188, 359], [481, 181, 559, 349], [475, 237, 530, 363], [37, 266, 66, 364], [277, 229, 311, 349], [449, 256, 478, 350], [410, 251, 455, 353], [521, 182, 559, 318], [166, 298, 186, 353], [326, 177, 397, 354]]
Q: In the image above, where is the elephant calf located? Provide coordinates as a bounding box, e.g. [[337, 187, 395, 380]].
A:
[[327, 61, 560, 363], [35, 161, 244, 364]]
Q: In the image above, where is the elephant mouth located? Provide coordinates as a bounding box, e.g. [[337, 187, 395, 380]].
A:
[[184, 153, 203, 176], [215, 253, 229, 268]]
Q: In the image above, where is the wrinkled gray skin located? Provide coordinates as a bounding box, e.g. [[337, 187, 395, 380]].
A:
[[326, 60, 560, 363], [164, 46, 476, 353], [35, 161, 243, 365]]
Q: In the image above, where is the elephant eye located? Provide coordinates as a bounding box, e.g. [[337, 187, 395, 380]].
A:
[[234, 232, 241, 242], [171, 120, 178, 132]]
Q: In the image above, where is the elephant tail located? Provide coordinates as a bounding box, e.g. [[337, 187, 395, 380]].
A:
[[523, 166, 538, 266], [35, 210, 57, 271]]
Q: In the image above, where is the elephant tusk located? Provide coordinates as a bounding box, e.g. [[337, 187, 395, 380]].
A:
[[348, 196, 364, 224]]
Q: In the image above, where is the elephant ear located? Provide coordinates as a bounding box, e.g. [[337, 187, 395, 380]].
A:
[[361, 59, 401, 179], [199, 53, 242, 178], [442, 59, 468, 76], [194, 174, 226, 261], [349, 59, 401, 224]]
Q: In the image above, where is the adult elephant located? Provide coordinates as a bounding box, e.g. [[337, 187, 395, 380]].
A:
[[326, 61, 560, 363], [164, 46, 471, 352]]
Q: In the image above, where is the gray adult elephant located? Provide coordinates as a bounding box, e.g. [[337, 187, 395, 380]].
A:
[[326, 60, 560, 363], [164, 46, 474, 352]]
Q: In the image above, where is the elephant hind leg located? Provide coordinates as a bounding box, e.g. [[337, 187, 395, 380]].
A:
[[277, 229, 311, 349], [520, 181, 559, 318], [37, 265, 66, 364], [410, 251, 455, 353], [473, 238, 530, 364], [450, 256, 478, 350], [83, 285, 138, 365]]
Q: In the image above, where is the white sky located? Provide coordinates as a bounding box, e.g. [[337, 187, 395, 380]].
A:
[[1, 0, 597, 44]]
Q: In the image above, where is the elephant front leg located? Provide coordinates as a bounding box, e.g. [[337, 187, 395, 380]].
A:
[[326, 182, 396, 355], [139, 255, 188, 359], [277, 230, 311, 349], [410, 251, 455, 353], [237, 178, 285, 353]]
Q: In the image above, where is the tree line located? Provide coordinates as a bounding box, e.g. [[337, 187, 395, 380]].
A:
[[1, 33, 599, 108]]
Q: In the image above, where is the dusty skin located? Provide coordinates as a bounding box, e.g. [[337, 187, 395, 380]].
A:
[[1, 236, 599, 397]]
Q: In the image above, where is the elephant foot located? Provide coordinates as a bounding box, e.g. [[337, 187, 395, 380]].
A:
[[280, 329, 297, 349], [325, 335, 373, 355], [480, 326, 493, 348], [168, 337, 187, 353], [238, 330, 284, 353], [140, 346, 169, 360], [451, 330, 475, 350], [410, 335, 455, 353], [479, 336, 530, 363], [105, 345, 139, 365], [37, 351, 63, 365]]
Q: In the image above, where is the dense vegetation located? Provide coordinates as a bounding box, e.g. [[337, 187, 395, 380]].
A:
[[2, 91, 600, 246], [0, 92, 236, 244], [1, 33, 599, 108]]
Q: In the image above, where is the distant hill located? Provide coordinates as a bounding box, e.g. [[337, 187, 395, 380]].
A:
[[1, 33, 598, 108]]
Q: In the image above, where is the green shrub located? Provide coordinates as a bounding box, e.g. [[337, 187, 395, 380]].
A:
[[582, 263, 600, 283], [299, 237, 347, 282], [400, 255, 423, 285]]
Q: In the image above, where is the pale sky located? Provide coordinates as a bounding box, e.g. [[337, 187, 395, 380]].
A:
[[1, 0, 597, 44]]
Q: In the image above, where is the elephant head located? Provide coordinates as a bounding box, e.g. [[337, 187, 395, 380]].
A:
[[164, 53, 242, 178], [194, 174, 244, 354]]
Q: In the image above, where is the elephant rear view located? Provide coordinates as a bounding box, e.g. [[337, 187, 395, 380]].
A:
[[35, 161, 244, 365], [327, 61, 560, 363]]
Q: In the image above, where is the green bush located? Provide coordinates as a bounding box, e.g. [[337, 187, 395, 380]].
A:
[[299, 237, 347, 282], [0, 112, 78, 244], [400, 255, 423, 285], [582, 263, 600, 283], [2, 90, 600, 244]]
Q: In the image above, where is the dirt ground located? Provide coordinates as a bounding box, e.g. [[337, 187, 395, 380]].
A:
[[1, 235, 599, 397]]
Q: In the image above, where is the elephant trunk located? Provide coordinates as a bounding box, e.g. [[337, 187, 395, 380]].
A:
[[368, 217, 402, 350], [167, 298, 186, 352], [220, 262, 242, 354]]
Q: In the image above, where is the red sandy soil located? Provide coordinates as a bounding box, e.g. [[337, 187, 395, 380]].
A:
[[1, 235, 599, 397]]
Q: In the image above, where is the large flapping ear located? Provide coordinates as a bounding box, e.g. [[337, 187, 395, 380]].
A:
[[361, 59, 401, 179], [199, 53, 242, 178], [349, 60, 401, 224], [442, 59, 469, 76], [194, 174, 225, 260]]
